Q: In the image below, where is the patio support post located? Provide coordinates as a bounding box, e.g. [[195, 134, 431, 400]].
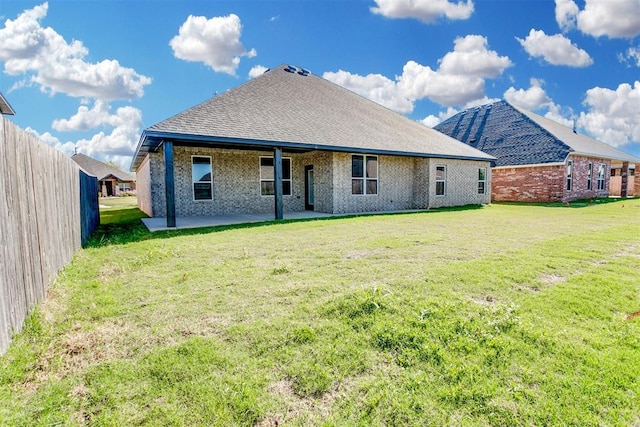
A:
[[274, 147, 284, 220], [620, 162, 629, 198], [164, 140, 176, 227]]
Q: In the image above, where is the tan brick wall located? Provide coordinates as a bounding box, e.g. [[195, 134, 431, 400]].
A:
[[135, 154, 153, 216], [143, 145, 492, 217], [492, 157, 611, 203], [427, 158, 492, 208], [330, 153, 417, 214]]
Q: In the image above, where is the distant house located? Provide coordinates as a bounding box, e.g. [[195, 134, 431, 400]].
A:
[[130, 64, 495, 227], [72, 153, 136, 197], [435, 101, 640, 202]]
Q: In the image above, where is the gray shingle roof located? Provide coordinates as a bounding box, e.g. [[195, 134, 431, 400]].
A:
[[131, 64, 494, 170], [72, 153, 135, 182], [435, 100, 640, 167]]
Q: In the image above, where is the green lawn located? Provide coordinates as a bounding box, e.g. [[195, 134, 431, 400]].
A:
[[1, 199, 639, 426]]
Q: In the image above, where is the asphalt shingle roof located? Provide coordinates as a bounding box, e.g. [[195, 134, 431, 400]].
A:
[[72, 153, 135, 182], [131, 64, 494, 170], [435, 100, 640, 167]]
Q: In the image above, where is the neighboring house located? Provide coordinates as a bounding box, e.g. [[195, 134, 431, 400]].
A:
[[435, 100, 640, 202], [130, 64, 495, 228], [71, 153, 136, 197]]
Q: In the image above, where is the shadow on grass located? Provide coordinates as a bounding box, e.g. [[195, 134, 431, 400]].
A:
[[86, 204, 486, 248]]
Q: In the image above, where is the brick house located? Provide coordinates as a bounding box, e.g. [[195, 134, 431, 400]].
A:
[[72, 153, 136, 197], [435, 101, 640, 202], [131, 64, 494, 228]]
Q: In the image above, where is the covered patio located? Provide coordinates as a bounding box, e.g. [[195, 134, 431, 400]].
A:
[[141, 209, 429, 232], [142, 211, 336, 232]]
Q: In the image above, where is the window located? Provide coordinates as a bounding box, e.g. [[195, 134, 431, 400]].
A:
[[352, 155, 378, 195], [597, 164, 606, 190], [587, 162, 592, 190], [478, 167, 487, 194], [260, 156, 291, 196], [192, 156, 212, 200], [435, 166, 446, 196], [566, 160, 573, 191]]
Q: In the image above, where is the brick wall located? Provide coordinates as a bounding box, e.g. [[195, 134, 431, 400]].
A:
[[331, 153, 416, 214], [135, 154, 152, 216], [427, 158, 492, 208], [142, 145, 492, 217], [492, 156, 611, 202]]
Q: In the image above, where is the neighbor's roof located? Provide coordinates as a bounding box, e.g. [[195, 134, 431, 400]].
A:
[[0, 92, 15, 115], [72, 153, 135, 182], [131, 64, 494, 170], [435, 100, 640, 167]]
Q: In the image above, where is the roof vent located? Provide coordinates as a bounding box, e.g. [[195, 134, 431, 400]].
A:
[[284, 64, 310, 76]]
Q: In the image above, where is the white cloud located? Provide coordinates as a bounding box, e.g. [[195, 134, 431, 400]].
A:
[[420, 107, 459, 127], [503, 79, 575, 127], [399, 36, 511, 106], [504, 78, 553, 110], [0, 2, 151, 99], [52, 100, 113, 132], [555, 0, 579, 32], [544, 103, 575, 128], [370, 0, 474, 23], [324, 35, 511, 112], [578, 81, 640, 147], [248, 65, 268, 79], [438, 35, 512, 77], [620, 46, 640, 67], [170, 13, 256, 75], [323, 69, 414, 113], [517, 29, 593, 67], [555, 0, 640, 38], [27, 101, 144, 169]]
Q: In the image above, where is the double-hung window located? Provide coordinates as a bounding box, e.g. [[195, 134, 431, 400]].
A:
[[597, 164, 606, 190], [260, 156, 292, 196], [352, 155, 378, 195], [587, 162, 592, 190], [478, 167, 487, 194], [566, 160, 573, 191], [192, 156, 212, 200], [435, 166, 446, 196]]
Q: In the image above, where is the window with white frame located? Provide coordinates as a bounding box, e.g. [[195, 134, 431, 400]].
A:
[[352, 155, 378, 195], [192, 156, 213, 200], [435, 166, 446, 196], [260, 156, 292, 196], [566, 160, 573, 191], [478, 167, 487, 194], [587, 162, 592, 190], [597, 164, 606, 190]]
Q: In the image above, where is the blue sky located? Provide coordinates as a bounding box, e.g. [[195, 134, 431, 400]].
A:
[[1, 0, 639, 170]]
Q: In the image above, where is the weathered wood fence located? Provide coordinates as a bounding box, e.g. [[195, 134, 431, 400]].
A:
[[0, 116, 99, 355]]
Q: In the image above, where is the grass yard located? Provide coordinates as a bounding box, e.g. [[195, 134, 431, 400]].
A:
[[1, 199, 639, 426]]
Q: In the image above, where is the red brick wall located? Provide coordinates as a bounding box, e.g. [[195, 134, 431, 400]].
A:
[[492, 164, 565, 202], [492, 156, 611, 202]]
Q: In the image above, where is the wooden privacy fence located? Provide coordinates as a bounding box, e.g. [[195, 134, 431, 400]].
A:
[[0, 116, 99, 355]]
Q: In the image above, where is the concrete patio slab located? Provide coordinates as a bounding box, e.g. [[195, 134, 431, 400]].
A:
[[141, 211, 336, 232]]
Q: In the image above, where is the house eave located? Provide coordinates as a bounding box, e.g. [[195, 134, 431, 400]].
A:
[[130, 130, 495, 171]]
